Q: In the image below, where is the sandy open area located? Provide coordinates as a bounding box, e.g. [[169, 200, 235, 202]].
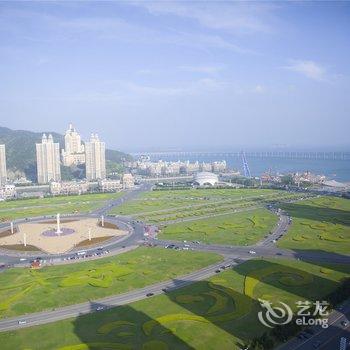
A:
[[0, 218, 127, 254]]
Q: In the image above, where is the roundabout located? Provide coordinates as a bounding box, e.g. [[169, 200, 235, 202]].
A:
[[0, 185, 348, 350], [0, 214, 128, 254]]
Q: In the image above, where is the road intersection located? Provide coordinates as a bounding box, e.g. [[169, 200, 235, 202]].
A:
[[0, 184, 348, 350]]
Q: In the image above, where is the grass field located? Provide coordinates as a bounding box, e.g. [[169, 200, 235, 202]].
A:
[[109, 188, 308, 224], [0, 247, 221, 319], [0, 192, 125, 222], [1, 258, 348, 350], [158, 208, 278, 245], [278, 196, 350, 255]]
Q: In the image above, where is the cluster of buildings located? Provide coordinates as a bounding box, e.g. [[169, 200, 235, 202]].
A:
[[36, 124, 106, 184], [260, 171, 327, 186], [49, 174, 134, 196], [292, 171, 326, 185], [126, 158, 227, 177], [0, 124, 134, 199]]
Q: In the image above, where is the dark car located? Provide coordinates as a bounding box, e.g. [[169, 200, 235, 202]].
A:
[[146, 293, 154, 297]]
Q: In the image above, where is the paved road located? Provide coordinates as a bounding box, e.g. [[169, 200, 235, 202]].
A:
[[0, 256, 236, 331], [0, 184, 349, 350], [277, 300, 350, 350], [0, 184, 151, 266]]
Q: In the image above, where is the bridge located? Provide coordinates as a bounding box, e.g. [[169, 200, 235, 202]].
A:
[[131, 151, 350, 161]]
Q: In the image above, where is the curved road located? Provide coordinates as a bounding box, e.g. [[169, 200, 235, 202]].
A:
[[0, 183, 349, 350]]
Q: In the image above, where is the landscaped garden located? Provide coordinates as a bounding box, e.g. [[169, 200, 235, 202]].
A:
[[109, 188, 308, 224], [0, 247, 221, 318], [1, 258, 348, 350], [0, 192, 125, 222], [158, 208, 278, 245], [278, 196, 350, 255]]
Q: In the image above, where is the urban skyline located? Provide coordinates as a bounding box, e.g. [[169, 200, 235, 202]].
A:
[[0, 123, 108, 185]]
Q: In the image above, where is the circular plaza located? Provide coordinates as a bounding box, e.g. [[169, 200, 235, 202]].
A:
[[0, 215, 128, 254]]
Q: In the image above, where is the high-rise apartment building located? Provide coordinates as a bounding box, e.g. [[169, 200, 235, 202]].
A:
[[36, 134, 61, 184], [61, 124, 85, 166], [0, 144, 7, 185], [85, 134, 106, 181]]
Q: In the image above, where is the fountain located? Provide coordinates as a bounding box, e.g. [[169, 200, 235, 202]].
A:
[[101, 215, 105, 227], [10, 222, 14, 234], [23, 232, 27, 247], [88, 228, 92, 241]]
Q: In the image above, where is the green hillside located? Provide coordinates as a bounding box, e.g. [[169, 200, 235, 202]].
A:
[[0, 126, 132, 181]]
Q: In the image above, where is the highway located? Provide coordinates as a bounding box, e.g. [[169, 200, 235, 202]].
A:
[[0, 183, 349, 350]]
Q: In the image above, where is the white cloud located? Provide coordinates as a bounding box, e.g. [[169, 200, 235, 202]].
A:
[[284, 60, 327, 81], [126, 78, 230, 97], [0, 8, 249, 54], [178, 64, 224, 74], [135, 1, 275, 34], [64, 78, 232, 102], [253, 85, 265, 93]]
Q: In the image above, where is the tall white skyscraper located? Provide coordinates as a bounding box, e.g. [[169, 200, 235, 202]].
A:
[[36, 134, 61, 184], [85, 134, 106, 181], [61, 123, 85, 166], [0, 144, 7, 186]]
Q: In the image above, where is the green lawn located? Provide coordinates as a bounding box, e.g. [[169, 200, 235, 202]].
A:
[[158, 208, 278, 246], [110, 188, 306, 224], [278, 196, 350, 255], [1, 258, 348, 350], [0, 247, 221, 318], [0, 192, 125, 221]]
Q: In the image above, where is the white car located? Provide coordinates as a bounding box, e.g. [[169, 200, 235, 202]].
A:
[[249, 250, 256, 254], [18, 320, 27, 325], [96, 306, 104, 311]]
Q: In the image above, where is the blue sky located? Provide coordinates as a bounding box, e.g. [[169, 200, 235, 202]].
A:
[[0, 1, 349, 151]]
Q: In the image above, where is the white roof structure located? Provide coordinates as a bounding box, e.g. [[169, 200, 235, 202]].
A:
[[193, 172, 219, 186], [323, 180, 347, 188]]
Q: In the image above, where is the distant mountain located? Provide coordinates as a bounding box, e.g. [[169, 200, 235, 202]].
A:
[[0, 126, 132, 181]]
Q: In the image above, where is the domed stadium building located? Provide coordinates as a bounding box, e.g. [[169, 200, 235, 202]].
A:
[[193, 172, 219, 186]]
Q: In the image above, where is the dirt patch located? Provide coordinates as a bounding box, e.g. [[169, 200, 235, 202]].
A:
[[0, 228, 18, 238], [0, 244, 42, 252], [75, 236, 114, 248], [98, 221, 119, 229]]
